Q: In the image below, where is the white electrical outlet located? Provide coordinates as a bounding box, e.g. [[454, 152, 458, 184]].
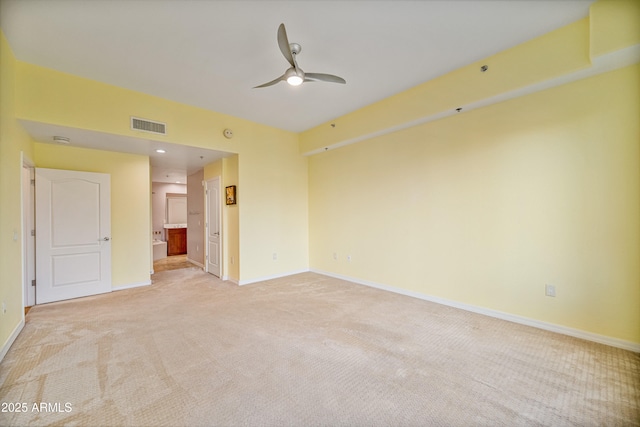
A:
[[545, 284, 556, 297], [231, 256, 234, 265], [273, 252, 278, 261], [347, 255, 352, 262], [2, 301, 6, 314], [333, 252, 337, 260]]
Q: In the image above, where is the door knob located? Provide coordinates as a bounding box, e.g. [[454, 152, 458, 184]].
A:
[[101, 237, 111, 241]]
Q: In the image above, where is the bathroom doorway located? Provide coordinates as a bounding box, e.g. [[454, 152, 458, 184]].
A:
[[152, 181, 190, 272], [151, 167, 207, 273]]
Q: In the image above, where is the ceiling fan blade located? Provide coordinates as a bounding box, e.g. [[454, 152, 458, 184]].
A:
[[277, 23, 295, 68], [304, 73, 346, 84], [254, 72, 286, 88]]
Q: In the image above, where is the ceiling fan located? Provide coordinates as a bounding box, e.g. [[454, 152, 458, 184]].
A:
[[254, 23, 346, 88]]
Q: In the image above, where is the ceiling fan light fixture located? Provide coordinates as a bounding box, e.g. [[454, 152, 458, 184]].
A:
[[284, 67, 304, 86], [287, 75, 303, 86]]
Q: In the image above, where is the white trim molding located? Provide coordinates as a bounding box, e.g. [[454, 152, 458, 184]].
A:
[[112, 280, 152, 291], [239, 269, 310, 286], [1, 319, 25, 363], [311, 269, 640, 353]]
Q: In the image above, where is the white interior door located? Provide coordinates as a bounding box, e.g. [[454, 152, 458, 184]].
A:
[[36, 168, 112, 304], [206, 177, 221, 277]]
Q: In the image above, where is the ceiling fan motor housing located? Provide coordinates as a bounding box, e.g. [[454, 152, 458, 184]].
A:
[[289, 43, 302, 55]]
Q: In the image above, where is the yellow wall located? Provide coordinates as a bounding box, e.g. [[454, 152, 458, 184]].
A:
[[223, 155, 240, 282], [34, 144, 152, 289], [308, 63, 640, 343], [14, 62, 309, 284], [203, 158, 222, 178], [238, 127, 308, 283], [0, 31, 34, 353], [301, 0, 640, 346], [590, 0, 640, 58]]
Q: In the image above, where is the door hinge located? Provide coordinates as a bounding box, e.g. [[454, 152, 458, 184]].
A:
[[31, 179, 36, 186], [31, 279, 36, 287], [31, 229, 35, 237]]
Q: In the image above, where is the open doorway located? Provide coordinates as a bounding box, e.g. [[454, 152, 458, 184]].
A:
[[152, 179, 191, 272], [151, 167, 210, 273]]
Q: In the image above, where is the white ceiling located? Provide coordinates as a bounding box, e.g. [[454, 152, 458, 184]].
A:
[[1, 0, 595, 181]]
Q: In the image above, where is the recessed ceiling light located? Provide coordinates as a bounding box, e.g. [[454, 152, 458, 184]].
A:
[[156, 149, 166, 153]]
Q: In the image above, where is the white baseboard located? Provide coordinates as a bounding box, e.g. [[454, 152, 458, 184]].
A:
[[0, 318, 25, 363], [187, 258, 204, 269], [239, 269, 309, 286], [112, 280, 152, 291], [311, 269, 640, 353]]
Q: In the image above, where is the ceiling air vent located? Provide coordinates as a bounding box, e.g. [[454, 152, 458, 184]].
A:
[[131, 117, 167, 135]]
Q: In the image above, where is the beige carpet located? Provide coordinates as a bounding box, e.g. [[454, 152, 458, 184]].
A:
[[1, 270, 638, 426]]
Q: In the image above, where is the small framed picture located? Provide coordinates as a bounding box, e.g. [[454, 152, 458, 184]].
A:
[[225, 185, 236, 205]]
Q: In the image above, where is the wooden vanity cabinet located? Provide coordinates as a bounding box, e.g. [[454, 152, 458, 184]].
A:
[[167, 228, 187, 256]]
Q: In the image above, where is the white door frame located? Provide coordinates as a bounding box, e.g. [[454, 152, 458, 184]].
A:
[[205, 177, 222, 278], [22, 154, 36, 307]]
